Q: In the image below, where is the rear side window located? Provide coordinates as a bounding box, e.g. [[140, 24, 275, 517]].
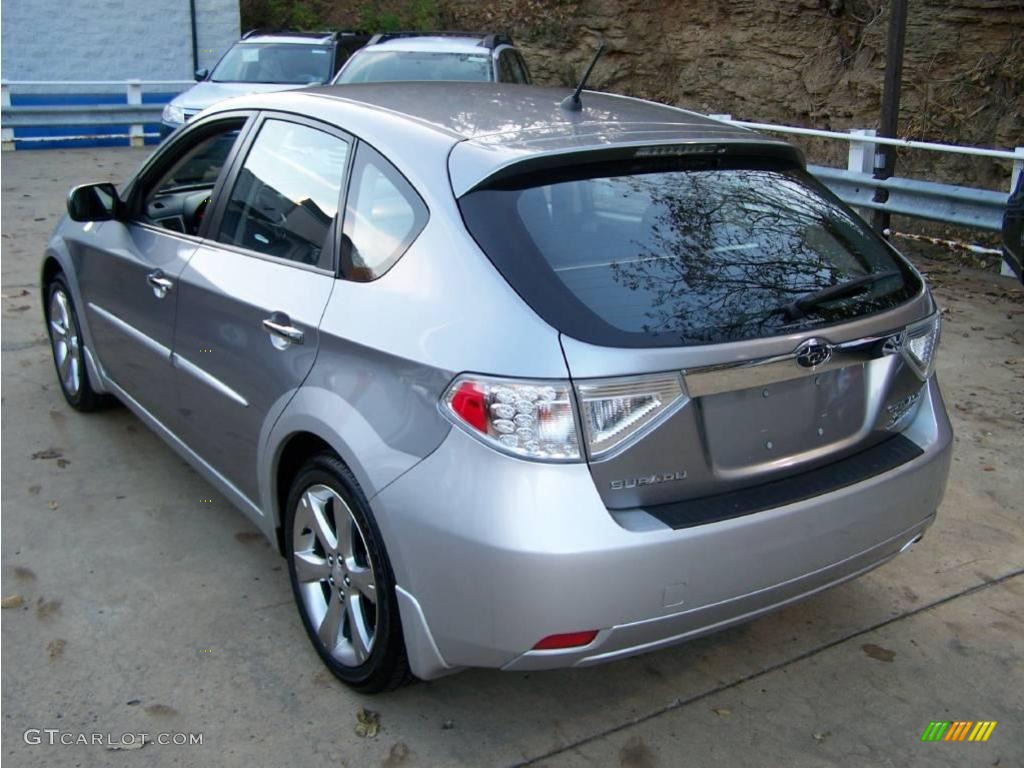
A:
[[336, 51, 492, 83], [340, 144, 427, 281], [459, 159, 921, 347], [217, 119, 349, 268]]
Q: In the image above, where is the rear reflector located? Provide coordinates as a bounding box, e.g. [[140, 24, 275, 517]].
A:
[[532, 630, 598, 650]]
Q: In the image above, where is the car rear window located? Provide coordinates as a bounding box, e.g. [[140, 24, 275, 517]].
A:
[[458, 157, 921, 347]]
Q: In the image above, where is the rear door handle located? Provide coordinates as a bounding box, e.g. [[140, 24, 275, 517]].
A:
[[262, 313, 304, 347], [147, 269, 174, 299]]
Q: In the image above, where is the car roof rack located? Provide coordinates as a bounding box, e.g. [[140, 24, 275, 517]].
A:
[[240, 28, 342, 41], [367, 31, 514, 49]]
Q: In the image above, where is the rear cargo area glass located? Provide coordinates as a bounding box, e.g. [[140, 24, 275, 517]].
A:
[[459, 160, 920, 347]]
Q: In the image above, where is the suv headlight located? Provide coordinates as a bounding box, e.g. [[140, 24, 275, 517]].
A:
[[162, 104, 185, 124], [903, 313, 941, 380]]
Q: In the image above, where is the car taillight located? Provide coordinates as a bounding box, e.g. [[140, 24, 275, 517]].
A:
[[903, 313, 941, 380], [575, 373, 686, 459], [442, 375, 581, 461]]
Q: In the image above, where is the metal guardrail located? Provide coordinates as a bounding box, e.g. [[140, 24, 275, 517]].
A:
[[1, 80, 192, 148], [711, 116, 1022, 234]]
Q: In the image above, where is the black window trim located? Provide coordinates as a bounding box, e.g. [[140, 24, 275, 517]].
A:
[[201, 110, 357, 275]]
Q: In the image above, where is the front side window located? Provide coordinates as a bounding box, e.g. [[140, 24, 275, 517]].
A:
[[139, 121, 244, 234], [335, 51, 492, 83], [211, 43, 333, 84], [459, 158, 921, 347], [217, 119, 349, 267], [340, 144, 428, 281]]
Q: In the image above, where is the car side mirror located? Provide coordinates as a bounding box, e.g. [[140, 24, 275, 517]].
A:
[[195, 67, 209, 81], [67, 182, 122, 222]]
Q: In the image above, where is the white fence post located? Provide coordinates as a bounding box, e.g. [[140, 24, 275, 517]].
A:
[[126, 79, 144, 148], [1012, 147, 1023, 191], [847, 129, 877, 175], [1, 81, 14, 151]]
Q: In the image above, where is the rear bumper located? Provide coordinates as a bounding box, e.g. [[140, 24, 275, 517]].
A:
[[373, 378, 951, 679]]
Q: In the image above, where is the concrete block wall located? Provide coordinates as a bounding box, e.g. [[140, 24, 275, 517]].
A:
[[1, 0, 240, 82]]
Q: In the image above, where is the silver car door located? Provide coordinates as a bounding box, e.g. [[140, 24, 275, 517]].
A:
[[76, 116, 252, 427], [170, 114, 351, 503]]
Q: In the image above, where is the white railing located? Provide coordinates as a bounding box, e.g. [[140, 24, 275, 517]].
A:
[[1, 79, 193, 148]]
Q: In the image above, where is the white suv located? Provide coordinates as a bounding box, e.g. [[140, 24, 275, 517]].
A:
[[332, 32, 531, 85]]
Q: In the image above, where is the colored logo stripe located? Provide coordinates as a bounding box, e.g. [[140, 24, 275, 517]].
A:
[[921, 721, 996, 742]]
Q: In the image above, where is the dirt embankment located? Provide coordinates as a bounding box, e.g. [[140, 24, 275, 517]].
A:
[[443, 0, 1022, 191]]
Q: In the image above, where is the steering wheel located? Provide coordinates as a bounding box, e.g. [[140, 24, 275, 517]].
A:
[[183, 190, 212, 235]]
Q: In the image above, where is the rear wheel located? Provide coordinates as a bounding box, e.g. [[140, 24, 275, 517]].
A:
[[284, 453, 413, 693], [45, 276, 110, 411]]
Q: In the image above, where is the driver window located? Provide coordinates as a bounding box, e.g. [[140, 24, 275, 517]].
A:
[[142, 122, 244, 236]]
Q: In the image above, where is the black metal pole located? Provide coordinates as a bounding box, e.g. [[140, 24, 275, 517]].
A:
[[872, 0, 909, 235], [189, 0, 200, 75]]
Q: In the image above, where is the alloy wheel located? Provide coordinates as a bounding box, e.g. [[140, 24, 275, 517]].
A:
[[48, 288, 81, 397], [292, 484, 378, 667]]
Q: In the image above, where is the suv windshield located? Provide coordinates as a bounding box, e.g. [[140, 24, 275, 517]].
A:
[[336, 51, 491, 83], [212, 43, 332, 84], [459, 158, 921, 347]]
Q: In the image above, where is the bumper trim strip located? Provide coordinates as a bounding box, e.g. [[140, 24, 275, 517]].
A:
[[642, 434, 924, 530]]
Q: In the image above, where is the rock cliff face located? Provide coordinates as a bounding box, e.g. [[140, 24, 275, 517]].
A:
[[443, 0, 1022, 191]]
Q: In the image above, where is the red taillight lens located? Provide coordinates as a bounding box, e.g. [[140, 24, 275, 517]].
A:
[[532, 630, 598, 650], [448, 380, 487, 433], [441, 374, 581, 461]]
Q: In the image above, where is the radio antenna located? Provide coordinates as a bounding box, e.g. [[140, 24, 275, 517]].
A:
[[560, 41, 606, 112]]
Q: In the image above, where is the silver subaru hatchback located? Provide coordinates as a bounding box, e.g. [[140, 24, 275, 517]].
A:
[[43, 83, 952, 692]]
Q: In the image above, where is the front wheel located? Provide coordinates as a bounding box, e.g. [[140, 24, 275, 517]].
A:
[[45, 276, 110, 411], [284, 453, 413, 692]]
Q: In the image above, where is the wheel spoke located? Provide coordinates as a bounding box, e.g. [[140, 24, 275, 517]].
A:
[[50, 320, 65, 339], [348, 567, 376, 604], [67, 355, 80, 391], [305, 491, 337, 551], [347, 597, 371, 663], [317, 594, 343, 648], [336, 515, 355, 562], [294, 551, 329, 583]]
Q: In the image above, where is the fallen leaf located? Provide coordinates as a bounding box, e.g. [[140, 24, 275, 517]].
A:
[[47, 638, 66, 659], [1, 594, 24, 609], [813, 731, 831, 742], [56, 459, 70, 469], [441, 720, 454, 730], [28, 485, 41, 495], [47, 500, 59, 510], [712, 707, 732, 717], [32, 448, 63, 460], [1, 289, 29, 299], [355, 706, 380, 738], [14, 567, 36, 580], [862, 643, 896, 662], [107, 739, 147, 751], [982, 466, 995, 472]]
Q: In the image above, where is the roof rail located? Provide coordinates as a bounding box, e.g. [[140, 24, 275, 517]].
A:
[[240, 28, 339, 40], [367, 30, 514, 49]]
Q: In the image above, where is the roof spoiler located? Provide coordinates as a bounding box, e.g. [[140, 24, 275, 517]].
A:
[[458, 140, 806, 196]]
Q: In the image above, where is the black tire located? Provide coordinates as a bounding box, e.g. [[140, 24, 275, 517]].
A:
[[284, 452, 414, 693], [44, 275, 114, 412]]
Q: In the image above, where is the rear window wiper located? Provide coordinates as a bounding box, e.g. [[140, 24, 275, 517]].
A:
[[784, 270, 901, 318]]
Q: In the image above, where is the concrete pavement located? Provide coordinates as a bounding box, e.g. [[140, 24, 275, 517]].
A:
[[1, 147, 1022, 767]]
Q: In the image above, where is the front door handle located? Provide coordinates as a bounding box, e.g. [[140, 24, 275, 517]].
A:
[[262, 313, 304, 348], [147, 269, 174, 299]]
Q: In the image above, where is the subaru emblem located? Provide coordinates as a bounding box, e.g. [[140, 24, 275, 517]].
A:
[[795, 338, 833, 369]]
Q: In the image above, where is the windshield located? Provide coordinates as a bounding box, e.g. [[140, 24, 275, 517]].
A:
[[211, 43, 332, 84], [335, 51, 491, 83], [459, 159, 921, 347]]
